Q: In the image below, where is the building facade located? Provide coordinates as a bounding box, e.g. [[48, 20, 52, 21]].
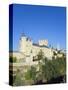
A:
[[10, 34, 54, 66], [9, 34, 65, 76]]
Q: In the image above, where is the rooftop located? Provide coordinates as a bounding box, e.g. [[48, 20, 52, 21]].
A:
[[33, 43, 49, 48]]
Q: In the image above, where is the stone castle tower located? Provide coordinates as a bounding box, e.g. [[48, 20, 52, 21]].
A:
[[19, 33, 32, 55], [19, 33, 53, 60]]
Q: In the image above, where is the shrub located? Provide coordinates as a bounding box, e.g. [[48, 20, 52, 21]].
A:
[[24, 66, 37, 85], [9, 56, 17, 63]]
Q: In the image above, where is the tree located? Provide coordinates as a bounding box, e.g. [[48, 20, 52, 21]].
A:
[[37, 50, 44, 71], [37, 50, 44, 60], [9, 56, 17, 63], [42, 59, 53, 81], [24, 66, 36, 85], [41, 54, 66, 83], [13, 69, 24, 86]]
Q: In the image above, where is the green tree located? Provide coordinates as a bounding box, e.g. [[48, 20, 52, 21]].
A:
[[13, 69, 24, 86], [42, 59, 53, 81], [41, 54, 66, 83], [37, 50, 44, 60], [24, 66, 36, 85], [9, 56, 17, 63], [37, 50, 44, 71]]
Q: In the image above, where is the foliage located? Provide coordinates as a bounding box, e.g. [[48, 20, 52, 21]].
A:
[[13, 69, 24, 86], [53, 51, 57, 56], [12, 50, 66, 85], [9, 56, 17, 63], [37, 50, 44, 71], [37, 50, 44, 60], [41, 56, 66, 82], [24, 66, 37, 85], [34, 50, 66, 83]]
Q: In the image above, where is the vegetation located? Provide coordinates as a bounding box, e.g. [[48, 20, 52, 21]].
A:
[[13, 69, 24, 86], [41, 57, 66, 83], [11, 50, 66, 85], [9, 56, 17, 63], [37, 50, 44, 60], [24, 66, 36, 85]]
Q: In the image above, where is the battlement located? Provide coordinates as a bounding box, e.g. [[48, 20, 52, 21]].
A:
[[38, 40, 48, 46]]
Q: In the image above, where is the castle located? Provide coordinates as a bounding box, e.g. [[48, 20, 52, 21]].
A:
[[9, 34, 64, 75], [10, 34, 55, 66]]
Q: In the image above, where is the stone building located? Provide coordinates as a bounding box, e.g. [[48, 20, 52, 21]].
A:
[[9, 34, 65, 76], [10, 34, 54, 65]]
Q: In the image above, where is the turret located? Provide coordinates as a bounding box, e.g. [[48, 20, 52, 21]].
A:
[[38, 40, 48, 46], [19, 33, 32, 55]]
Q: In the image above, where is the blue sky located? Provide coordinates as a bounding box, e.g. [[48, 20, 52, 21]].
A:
[[12, 4, 66, 51]]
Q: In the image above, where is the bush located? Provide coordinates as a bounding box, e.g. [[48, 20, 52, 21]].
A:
[[24, 66, 37, 85], [12, 50, 66, 85], [9, 56, 17, 63], [13, 69, 24, 86], [41, 56, 66, 82]]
